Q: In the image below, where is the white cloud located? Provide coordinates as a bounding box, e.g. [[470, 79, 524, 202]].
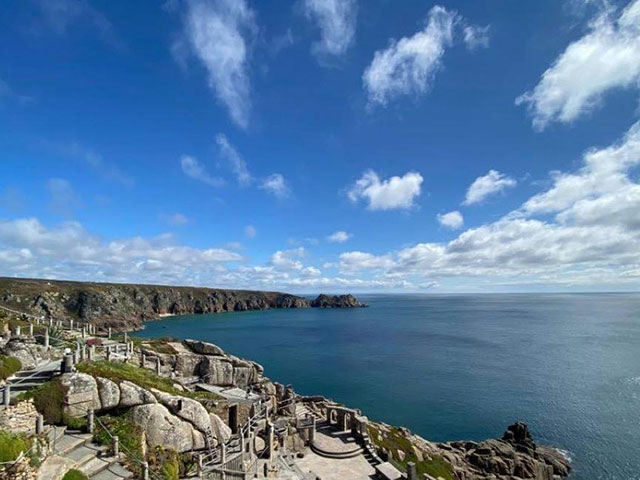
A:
[[244, 225, 256, 239], [260, 174, 291, 199], [347, 170, 423, 210], [463, 170, 516, 205], [176, 0, 256, 128], [516, 0, 640, 130], [363, 6, 457, 106], [270, 247, 305, 270], [216, 133, 252, 186], [181, 155, 224, 187], [437, 211, 464, 229], [161, 213, 189, 226], [463, 25, 490, 50], [338, 251, 395, 273], [302, 0, 357, 58], [327, 231, 352, 243]]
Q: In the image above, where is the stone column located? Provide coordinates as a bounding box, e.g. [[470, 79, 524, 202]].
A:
[[108, 327, 112, 339], [88, 345, 94, 362], [221, 443, 226, 464], [49, 318, 53, 328], [29, 323, 34, 336], [36, 414, 44, 435], [309, 417, 316, 443], [70, 319, 74, 331], [113, 436, 119, 456], [63, 354, 73, 373], [156, 357, 161, 375], [3, 385, 10, 406], [407, 462, 417, 480], [82, 326, 86, 339], [81, 344, 87, 361], [123, 332, 128, 344], [197, 454, 203, 478], [106, 346, 111, 362], [44, 329, 49, 349], [140, 352, 145, 368], [14, 325, 21, 337], [266, 421, 274, 464], [87, 409, 95, 434], [142, 462, 149, 480]]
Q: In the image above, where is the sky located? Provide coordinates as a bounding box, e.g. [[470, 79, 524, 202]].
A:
[[1, 0, 640, 293]]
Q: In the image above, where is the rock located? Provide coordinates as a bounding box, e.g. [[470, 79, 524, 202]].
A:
[[96, 377, 120, 411], [119, 380, 156, 408], [184, 339, 225, 356], [129, 403, 195, 453], [151, 389, 211, 434], [59, 373, 101, 417], [198, 356, 235, 386], [2, 337, 40, 370], [210, 413, 232, 443], [310, 294, 365, 308]]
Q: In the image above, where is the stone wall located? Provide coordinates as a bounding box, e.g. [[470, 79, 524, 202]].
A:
[[0, 400, 39, 434]]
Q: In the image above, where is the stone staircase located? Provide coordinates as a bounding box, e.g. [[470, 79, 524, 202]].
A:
[[6, 360, 61, 398], [41, 427, 134, 480]]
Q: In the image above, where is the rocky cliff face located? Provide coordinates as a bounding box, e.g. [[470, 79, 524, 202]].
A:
[[310, 294, 366, 308], [0, 277, 361, 331]]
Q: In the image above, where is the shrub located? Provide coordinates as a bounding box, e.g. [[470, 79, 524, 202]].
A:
[[0, 430, 32, 463], [93, 414, 144, 476], [20, 379, 66, 425], [0, 355, 22, 380], [62, 469, 89, 480]]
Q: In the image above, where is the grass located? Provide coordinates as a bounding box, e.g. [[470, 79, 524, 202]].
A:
[[367, 424, 454, 480], [62, 469, 89, 480], [94, 413, 144, 476], [19, 378, 66, 425], [76, 361, 221, 401], [0, 355, 21, 380], [0, 430, 32, 463], [143, 338, 178, 355]]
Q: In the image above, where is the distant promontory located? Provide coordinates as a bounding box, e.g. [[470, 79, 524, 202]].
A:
[[0, 277, 365, 331]]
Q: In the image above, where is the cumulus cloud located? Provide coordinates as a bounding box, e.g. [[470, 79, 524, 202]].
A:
[[463, 170, 516, 205], [437, 211, 464, 229], [516, 0, 640, 130], [347, 170, 423, 210], [181, 155, 224, 187], [463, 25, 490, 50], [216, 133, 252, 186], [270, 247, 305, 270], [327, 231, 352, 243], [333, 120, 640, 289], [302, 0, 357, 58], [176, 0, 256, 128], [260, 174, 291, 199]]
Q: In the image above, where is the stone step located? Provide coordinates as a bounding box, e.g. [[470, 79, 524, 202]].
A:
[[52, 434, 87, 456], [79, 455, 114, 477], [102, 462, 135, 479], [66, 444, 102, 468]]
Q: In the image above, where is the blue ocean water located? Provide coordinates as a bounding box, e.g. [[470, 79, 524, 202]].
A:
[[134, 294, 640, 479]]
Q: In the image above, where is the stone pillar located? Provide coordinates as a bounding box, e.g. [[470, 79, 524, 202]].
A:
[[266, 421, 274, 464], [3, 385, 10, 406], [156, 357, 161, 375], [36, 414, 44, 435], [29, 323, 34, 336], [309, 417, 316, 443], [63, 354, 73, 373], [106, 346, 111, 362], [407, 462, 417, 480], [142, 461, 149, 480], [113, 436, 119, 456], [197, 454, 203, 478], [108, 327, 112, 339], [44, 329, 49, 349], [140, 352, 145, 368], [74, 346, 80, 364], [81, 344, 87, 360], [15, 325, 21, 337], [87, 409, 95, 434], [124, 332, 128, 344], [82, 326, 86, 339], [340, 412, 349, 432], [88, 345, 94, 362], [221, 443, 226, 464], [70, 319, 74, 331], [49, 318, 53, 328]]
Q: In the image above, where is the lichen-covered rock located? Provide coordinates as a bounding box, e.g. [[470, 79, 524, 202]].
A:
[[210, 413, 232, 443], [150, 389, 211, 434], [198, 357, 234, 386], [119, 380, 156, 408], [96, 377, 120, 411], [60, 372, 101, 417], [129, 403, 194, 453], [2, 338, 40, 370], [184, 339, 225, 356]]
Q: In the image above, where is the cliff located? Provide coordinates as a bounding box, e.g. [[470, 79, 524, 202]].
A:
[[0, 277, 362, 331]]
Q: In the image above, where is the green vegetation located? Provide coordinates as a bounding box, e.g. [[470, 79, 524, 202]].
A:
[[62, 469, 89, 480], [76, 361, 220, 401], [367, 424, 454, 480], [0, 355, 21, 380], [143, 338, 179, 355], [94, 413, 144, 476], [20, 378, 66, 425], [0, 430, 32, 463]]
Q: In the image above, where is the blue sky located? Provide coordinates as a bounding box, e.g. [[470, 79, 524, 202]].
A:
[[1, 0, 640, 293]]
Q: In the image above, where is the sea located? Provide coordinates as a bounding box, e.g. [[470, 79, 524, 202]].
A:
[[133, 293, 640, 479]]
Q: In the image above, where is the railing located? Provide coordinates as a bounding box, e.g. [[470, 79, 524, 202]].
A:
[[94, 415, 163, 480], [0, 360, 61, 399]]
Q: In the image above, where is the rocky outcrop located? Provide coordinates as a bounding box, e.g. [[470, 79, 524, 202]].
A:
[[1, 337, 43, 370], [59, 373, 101, 417], [310, 294, 366, 308], [129, 403, 195, 453], [0, 277, 363, 331]]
